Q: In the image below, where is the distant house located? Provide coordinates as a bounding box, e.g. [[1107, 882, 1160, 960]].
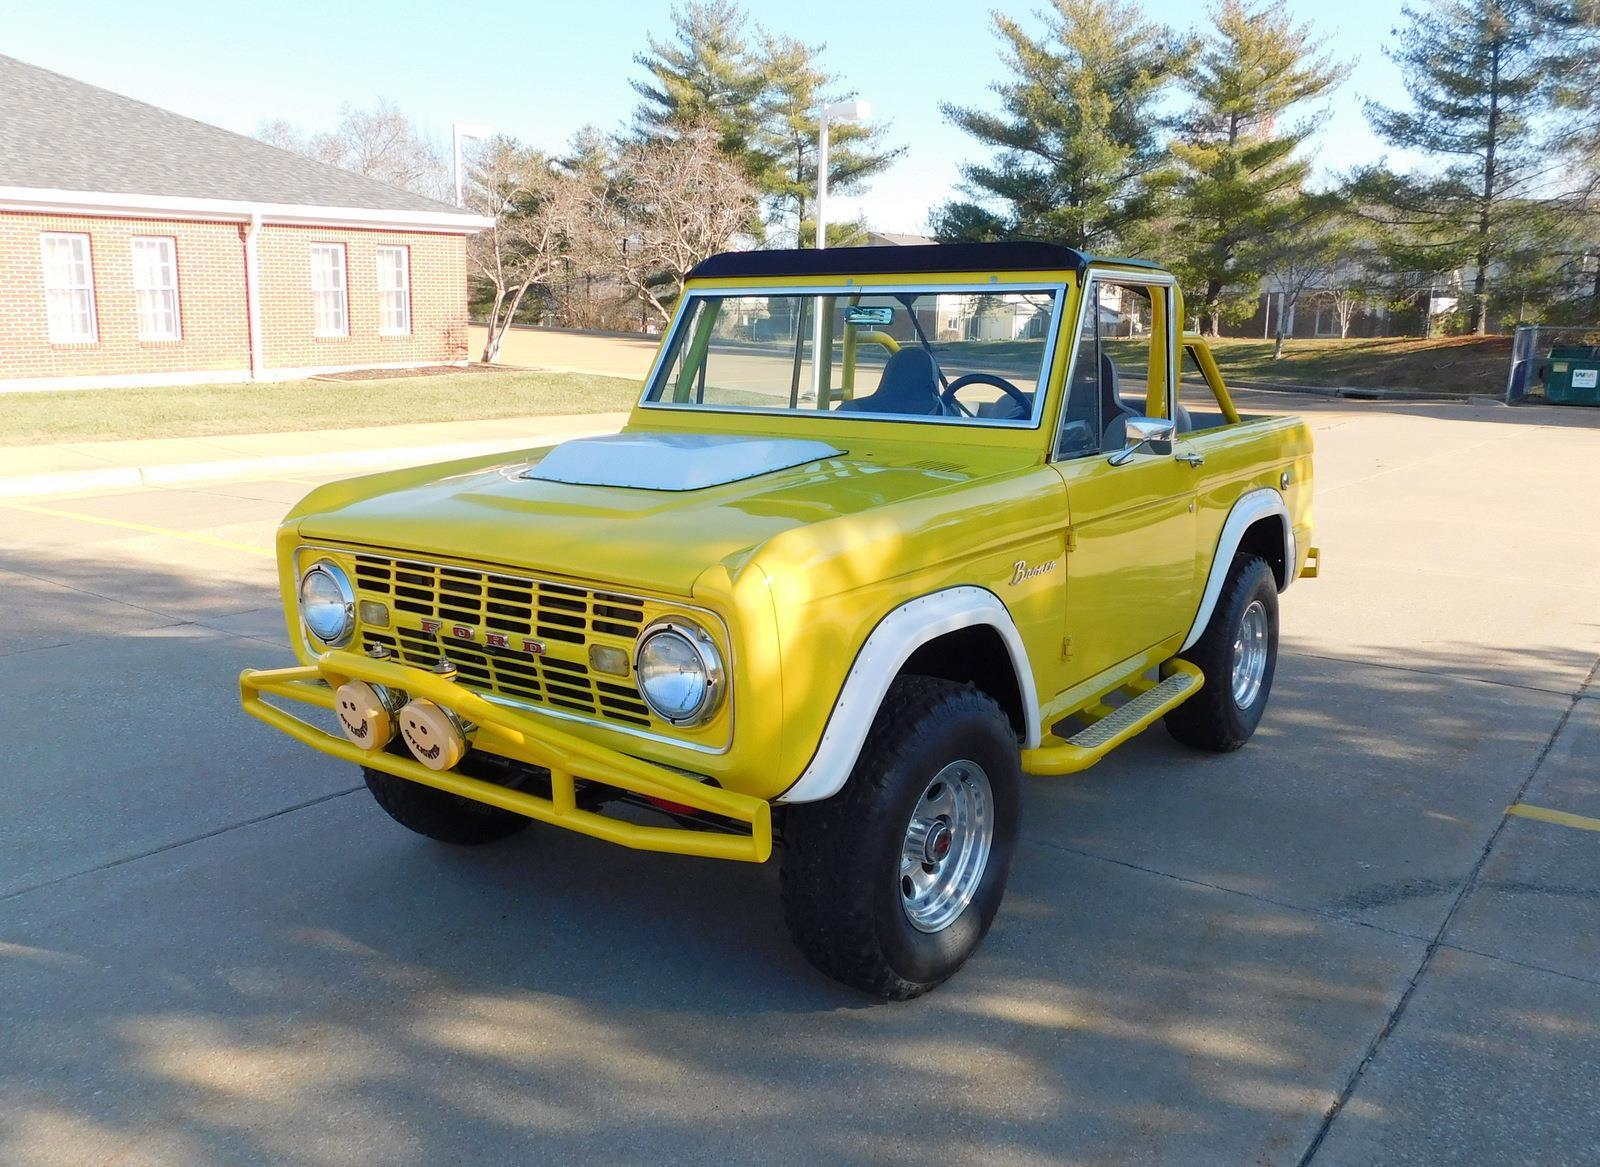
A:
[[0, 55, 491, 391], [864, 231, 937, 247]]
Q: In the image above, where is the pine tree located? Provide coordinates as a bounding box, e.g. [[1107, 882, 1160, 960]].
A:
[[933, 0, 1189, 252], [1357, 0, 1549, 333], [1511, 2, 1598, 319], [630, 0, 769, 184], [1170, 0, 1346, 335], [754, 34, 903, 245]]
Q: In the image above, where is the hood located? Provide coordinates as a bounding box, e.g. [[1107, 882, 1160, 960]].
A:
[[292, 430, 1037, 595], [521, 432, 843, 491]]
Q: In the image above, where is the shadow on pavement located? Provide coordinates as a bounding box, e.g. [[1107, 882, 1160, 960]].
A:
[[0, 542, 1594, 1164]]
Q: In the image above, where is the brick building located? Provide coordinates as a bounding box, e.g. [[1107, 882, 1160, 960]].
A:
[[0, 55, 491, 391]]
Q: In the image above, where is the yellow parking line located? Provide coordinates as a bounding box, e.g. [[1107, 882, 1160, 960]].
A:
[[1507, 803, 1600, 833], [0, 500, 272, 558]]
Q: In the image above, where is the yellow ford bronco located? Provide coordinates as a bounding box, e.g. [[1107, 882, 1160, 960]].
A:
[[242, 242, 1316, 999]]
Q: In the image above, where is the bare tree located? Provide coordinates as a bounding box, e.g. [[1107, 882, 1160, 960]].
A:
[[1258, 207, 1353, 357], [1317, 287, 1364, 339], [257, 119, 345, 167], [466, 139, 582, 362], [579, 130, 756, 326], [257, 100, 450, 200]]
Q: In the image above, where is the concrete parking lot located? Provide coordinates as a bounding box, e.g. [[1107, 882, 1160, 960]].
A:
[[2, 393, 1597, 1166]]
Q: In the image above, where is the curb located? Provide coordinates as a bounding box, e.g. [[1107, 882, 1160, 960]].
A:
[[1228, 379, 1475, 402], [0, 429, 619, 499]]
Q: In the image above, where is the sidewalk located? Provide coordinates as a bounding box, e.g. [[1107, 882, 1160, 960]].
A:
[[0, 412, 630, 498]]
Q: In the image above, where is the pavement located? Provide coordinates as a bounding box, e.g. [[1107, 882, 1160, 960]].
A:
[[2, 394, 1599, 1165]]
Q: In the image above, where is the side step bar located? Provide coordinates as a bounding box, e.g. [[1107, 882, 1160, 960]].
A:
[[1021, 659, 1204, 777]]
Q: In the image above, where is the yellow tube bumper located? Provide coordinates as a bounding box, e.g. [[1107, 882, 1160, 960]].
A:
[[239, 650, 771, 863]]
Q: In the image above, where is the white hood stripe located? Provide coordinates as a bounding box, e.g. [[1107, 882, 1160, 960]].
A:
[[520, 432, 843, 492]]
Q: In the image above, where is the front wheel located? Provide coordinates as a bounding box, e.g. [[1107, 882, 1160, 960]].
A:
[[1164, 553, 1279, 751], [779, 676, 1021, 1000], [363, 766, 532, 845]]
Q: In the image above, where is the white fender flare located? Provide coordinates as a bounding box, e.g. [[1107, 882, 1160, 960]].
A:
[[1181, 488, 1293, 652], [777, 586, 1040, 804]]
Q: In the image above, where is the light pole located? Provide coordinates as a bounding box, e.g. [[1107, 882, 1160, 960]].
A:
[[809, 99, 869, 401], [814, 99, 869, 250], [453, 123, 494, 208]]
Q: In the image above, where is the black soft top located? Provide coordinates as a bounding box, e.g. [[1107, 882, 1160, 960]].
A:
[[686, 241, 1164, 281]]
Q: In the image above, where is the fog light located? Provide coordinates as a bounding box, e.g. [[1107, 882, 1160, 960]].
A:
[[588, 644, 630, 677], [358, 600, 390, 628], [334, 680, 405, 750], [397, 699, 469, 771]]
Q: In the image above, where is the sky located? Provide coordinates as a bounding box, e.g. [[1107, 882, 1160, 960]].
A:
[[6, 0, 1417, 233]]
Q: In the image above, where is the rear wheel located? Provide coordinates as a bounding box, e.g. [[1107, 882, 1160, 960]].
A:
[[363, 766, 532, 845], [1164, 554, 1279, 752], [779, 676, 1021, 1000]]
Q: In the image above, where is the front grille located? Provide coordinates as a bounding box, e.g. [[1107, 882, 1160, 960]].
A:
[[349, 553, 655, 728]]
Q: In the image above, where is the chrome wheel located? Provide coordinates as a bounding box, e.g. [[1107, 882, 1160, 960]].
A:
[[900, 760, 993, 933], [1231, 599, 1269, 709]]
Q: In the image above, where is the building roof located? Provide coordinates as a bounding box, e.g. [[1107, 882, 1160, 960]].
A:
[[865, 231, 937, 247], [688, 241, 1166, 280], [0, 54, 489, 232]]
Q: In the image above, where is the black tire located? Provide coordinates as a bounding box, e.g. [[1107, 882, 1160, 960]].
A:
[[1164, 553, 1279, 752], [362, 765, 532, 845], [779, 676, 1021, 1000]]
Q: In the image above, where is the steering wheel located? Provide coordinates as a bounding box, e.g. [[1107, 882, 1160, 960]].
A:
[[940, 372, 1031, 418]]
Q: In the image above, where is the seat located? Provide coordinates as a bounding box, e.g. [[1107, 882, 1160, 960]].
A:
[[1099, 352, 1138, 448], [837, 347, 941, 415]]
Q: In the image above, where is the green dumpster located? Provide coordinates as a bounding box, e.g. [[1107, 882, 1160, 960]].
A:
[[1544, 345, 1600, 405]]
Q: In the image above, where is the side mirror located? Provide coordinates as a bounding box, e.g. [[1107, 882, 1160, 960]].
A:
[[1108, 416, 1176, 466]]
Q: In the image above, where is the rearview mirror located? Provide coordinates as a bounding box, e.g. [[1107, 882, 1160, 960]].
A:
[[844, 306, 895, 327], [1108, 416, 1176, 466]]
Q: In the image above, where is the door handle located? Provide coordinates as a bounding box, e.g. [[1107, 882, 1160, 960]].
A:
[[1176, 451, 1205, 467]]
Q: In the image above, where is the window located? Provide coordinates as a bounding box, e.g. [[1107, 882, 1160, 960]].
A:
[[131, 237, 181, 341], [39, 233, 98, 343], [1055, 286, 1104, 459], [643, 287, 1062, 427], [309, 244, 348, 336], [1055, 278, 1169, 459], [377, 246, 410, 335], [1313, 300, 1339, 337]]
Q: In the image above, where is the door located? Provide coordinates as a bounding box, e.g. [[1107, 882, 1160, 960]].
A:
[[1050, 274, 1199, 689]]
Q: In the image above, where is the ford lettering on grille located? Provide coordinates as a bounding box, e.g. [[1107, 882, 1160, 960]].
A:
[[346, 552, 655, 729], [419, 618, 548, 655]]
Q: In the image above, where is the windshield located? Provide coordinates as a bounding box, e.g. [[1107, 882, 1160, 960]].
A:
[[642, 286, 1064, 427]]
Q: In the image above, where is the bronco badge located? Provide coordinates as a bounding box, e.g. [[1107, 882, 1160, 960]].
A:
[[1010, 559, 1058, 586]]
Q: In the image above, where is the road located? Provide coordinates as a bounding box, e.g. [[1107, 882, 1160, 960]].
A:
[[2, 394, 1598, 1165]]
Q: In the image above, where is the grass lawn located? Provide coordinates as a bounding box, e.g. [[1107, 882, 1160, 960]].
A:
[[0, 368, 641, 446], [953, 335, 1513, 394], [1203, 334, 1513, 393]]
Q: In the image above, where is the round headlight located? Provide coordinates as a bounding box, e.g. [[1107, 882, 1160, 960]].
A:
[[635, 619, 724, 726], [299, 560, 355, 647]]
